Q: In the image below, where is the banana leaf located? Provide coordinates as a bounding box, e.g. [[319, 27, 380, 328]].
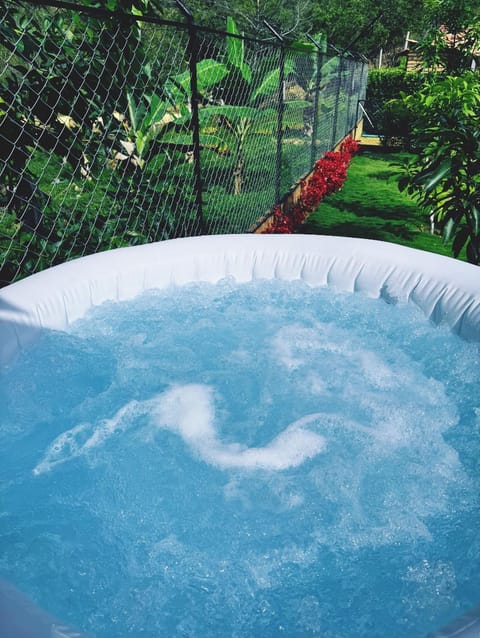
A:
[[226, 16, 252, 84]]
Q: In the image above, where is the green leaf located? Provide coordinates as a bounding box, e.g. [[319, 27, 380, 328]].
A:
[[199, 105, 259, 122], [472, 205, 480, 235], [452, 226, 469, 257], [466, 239, 480, 265], [227, 16, 244, 68], [126, 92, 141, 131], [164, 77, 188, 104], [284, 100, 311, 109], [178, 102, 191, 120], [226, 16, 252, 83], [146, 153, 171, 174], [166, 60, 228, 102], [424, 160, 451, 192], [166, 60, 228, 98], [135, 130, 147, 157], [239, 61, 252, 84], [143, 63, 152, 81], [196, 59, 229, 91], [289, 40, 316, 53], [145, 93, 169, 129], [250, 58, 295, 102], [310, 32, 327, 54], [443, 217, 456, 243], [161, 130, 224, 148], [318, 57, 340, 83]]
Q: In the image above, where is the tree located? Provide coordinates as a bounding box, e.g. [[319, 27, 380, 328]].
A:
[[310, 0, 428, 59], [183, 0, 312, 39], [197, 17, 312, 195], [0, 0, 199, 281], [397, 0, 480, 264], [399, 73, 480, 264], [418, 0, 480, 73], [0, 0, 149, 231]]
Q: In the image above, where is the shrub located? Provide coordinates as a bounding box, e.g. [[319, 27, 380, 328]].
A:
[[263, 137, 359, 233], [365, 68, 424, 145], [399, 72, 480, 264]]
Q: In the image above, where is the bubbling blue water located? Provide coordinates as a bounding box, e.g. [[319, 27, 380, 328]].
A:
[[1, 279, 479, 638]]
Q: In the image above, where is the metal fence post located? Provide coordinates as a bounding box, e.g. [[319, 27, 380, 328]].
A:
[[175, 0, 204, 234], [264, 22, 285, 204], [345, 57, 356, 133], [306, 35, 324, 166], [331, 55, 343, 149], [353, 59, 369, 138]]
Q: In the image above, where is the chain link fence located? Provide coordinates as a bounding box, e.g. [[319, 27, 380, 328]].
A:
[[0, 0, 368, 285]]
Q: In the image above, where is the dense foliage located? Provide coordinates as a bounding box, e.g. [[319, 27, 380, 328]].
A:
[[1, 1, 367, 283], [396, 0, 480, 265], [399, 73, 480, 264], [310, 0, 428, 59], [419, 0, 480, 73], [0, 0, 166, 283], [190, 0, 431, 59], [162, 0, 435, 59], [365, 68, 424, 146]]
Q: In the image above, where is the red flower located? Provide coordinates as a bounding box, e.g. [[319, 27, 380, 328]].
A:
[[262, 136, 359, 234]]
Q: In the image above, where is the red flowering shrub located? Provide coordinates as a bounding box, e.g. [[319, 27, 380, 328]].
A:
[[267, 205, 293, 233], [340, 136, 360, 156], [263, 136, 359, 234]]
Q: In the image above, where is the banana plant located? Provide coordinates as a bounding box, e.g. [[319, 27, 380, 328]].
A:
[[198, 105, 277, 194], [225, 15, 251, 84], [197, 17, 312, 194], [116, 59, 229, 169]]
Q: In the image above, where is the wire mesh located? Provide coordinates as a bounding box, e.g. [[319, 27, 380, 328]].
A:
[[281, 46, 315, 190], [0, 0, 368, 286], [198, 30, 281, 234]]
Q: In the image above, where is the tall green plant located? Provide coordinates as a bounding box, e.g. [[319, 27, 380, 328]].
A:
[[109, 58, 230, 239], [198, 17, 313, 195], [399, 73, 480, 264], [118, 59, 228, 167]]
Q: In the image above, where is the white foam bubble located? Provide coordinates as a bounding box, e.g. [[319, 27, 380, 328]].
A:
[[33, 422, 91, 475], [84, 400, 139, 449], [33, 400, 139, 475], [34, 385, 327, 475], [208, 426, 325, 471], [271, 324, 343, 370], [152, 384, 326, 471], [271, 323, 400, 394], [358, 351, 396, 388], [152, 384, 216, 442]]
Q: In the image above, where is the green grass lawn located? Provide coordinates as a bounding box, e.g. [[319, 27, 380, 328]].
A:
[[301, 150, 456, 259]]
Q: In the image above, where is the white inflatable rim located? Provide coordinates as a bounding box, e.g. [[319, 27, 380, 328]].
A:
[[1, 234, 479, 366]]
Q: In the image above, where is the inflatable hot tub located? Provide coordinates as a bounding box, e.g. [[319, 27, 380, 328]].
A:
[[0, 235, 479, 638], [1, 235, 479, 363]]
